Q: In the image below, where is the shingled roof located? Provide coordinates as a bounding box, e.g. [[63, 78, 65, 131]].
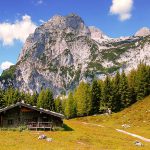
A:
[[0, 102, 64, 119]]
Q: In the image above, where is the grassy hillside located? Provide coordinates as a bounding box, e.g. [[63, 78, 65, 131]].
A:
[[77, 96, 150, 138], [0, 96, 150, 150]]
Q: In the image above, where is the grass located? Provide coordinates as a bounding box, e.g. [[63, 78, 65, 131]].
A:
[[0, 96, 150, 149]]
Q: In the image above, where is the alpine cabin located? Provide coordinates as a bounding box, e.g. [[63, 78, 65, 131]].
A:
[[0, 102, 64, 130]]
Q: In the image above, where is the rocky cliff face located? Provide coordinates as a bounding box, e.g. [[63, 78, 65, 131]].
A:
[[0, 14, 150, 96], [135, 27, 150, 37]]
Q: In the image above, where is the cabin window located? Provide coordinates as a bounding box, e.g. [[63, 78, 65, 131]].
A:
[[8, 119, 13, 125]]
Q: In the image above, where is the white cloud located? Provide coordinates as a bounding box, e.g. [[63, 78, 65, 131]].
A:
[[0, 15, 37, 45], [110, 0, 133, 21], [0, 61, 14, 70]]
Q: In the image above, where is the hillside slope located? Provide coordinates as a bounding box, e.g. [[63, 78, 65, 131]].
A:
[[77, 96, 150, 138]]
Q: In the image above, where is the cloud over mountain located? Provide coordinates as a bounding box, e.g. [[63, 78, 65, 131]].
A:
[[0, 61, 14, 70], [0, 15, 37, 45]]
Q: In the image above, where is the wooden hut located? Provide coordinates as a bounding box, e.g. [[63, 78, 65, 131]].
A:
[[0, 102, 64, 130]]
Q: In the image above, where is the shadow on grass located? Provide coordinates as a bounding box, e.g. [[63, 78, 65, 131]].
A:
[[63, 124, 74, 131]]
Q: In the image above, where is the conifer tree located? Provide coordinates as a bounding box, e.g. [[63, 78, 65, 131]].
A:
[[112, 71, 121, 112], [119, 70, 130, 108], [0, 89, 5, 108], [54, 97, 63, 113], [74, 81, 92, 116], [91, 80, 101, 114], [30, 92, 38, 106], [37, 89, 45, 108], [128, 69, 137, 104], [136, 63, 150, 100], [46, 89, 55, 111], [3, 88, 15, 105], [37, 89, 55, 110], [101, 76, 113, 110], [64, 92, 76, 119]]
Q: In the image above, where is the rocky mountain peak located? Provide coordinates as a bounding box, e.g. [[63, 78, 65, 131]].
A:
[[89, 26, 109, 42], [43, 14, 90, 35], [135, 27, 150, 37]]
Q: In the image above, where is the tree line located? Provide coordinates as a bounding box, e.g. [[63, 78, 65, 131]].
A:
[[61, 63, 150, 118], [0, 63, 150, 119]]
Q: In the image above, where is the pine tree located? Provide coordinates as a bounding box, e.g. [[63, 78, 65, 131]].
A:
[[37, 89, 45, 108], [0, 89, 5, 108], [136, 63, 150, 100], [112, 71, 121, 112], [119, 70, 130, 108], [128, 69, 137, 104], [13, 89, 22, 103], [30, 92, 38, 106], [91, 80, 101, 114], [64, 92, 76, 119], [101, 76, 113, 110], [45, 89, 55, 111], [54, 97, 63, 113], [24, 92, 32, 104], [3, 88, 15, 105], [37, 89, 55, 110], [74, 81, 92, 116]]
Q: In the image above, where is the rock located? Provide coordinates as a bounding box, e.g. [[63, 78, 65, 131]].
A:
[[89, 26, 109, 42], [134, 141, 143, 146], [46, 138, 52, 142], [121, 124, 130, 128], [38, 134, 47, 140], [135, 27, 150, 37]]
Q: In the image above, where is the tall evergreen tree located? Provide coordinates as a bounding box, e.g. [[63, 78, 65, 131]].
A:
[[45, 89, 55, 111], [0, 89, 5, 108], [119, 70, 130, 108], [136, 63, 150, 100], [112, 71, 121, 112], [54, 97, 63, 113], [3, 88, 15, 105], [64, 92, 76, 119], [30, 92, 38, 106], [37, 89, 55, 110], [74, 81, 92, 116], [91, 80, 101, 114], [101, 76, 113, 110], [37, 89, 46, 108], [128, 69, 137, 104]]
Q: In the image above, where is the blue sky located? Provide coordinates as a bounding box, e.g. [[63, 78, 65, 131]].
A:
[[0, 0, 149, 74]]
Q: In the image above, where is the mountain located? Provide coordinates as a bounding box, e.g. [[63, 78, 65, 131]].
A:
[[135, 27, 150, 37], [0, 14, 150, 96], [89, 26, 109, 42]]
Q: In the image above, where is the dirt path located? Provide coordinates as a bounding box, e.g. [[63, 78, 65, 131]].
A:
[[82, 122, 104, 127], [82, 121, 150, 142], [116, 129, 150, 142]]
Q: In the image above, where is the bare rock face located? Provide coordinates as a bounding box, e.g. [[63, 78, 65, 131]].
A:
[[1, 14, 150, 96], [135, 27, 150, 37], [89, 26, 109, 42]]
